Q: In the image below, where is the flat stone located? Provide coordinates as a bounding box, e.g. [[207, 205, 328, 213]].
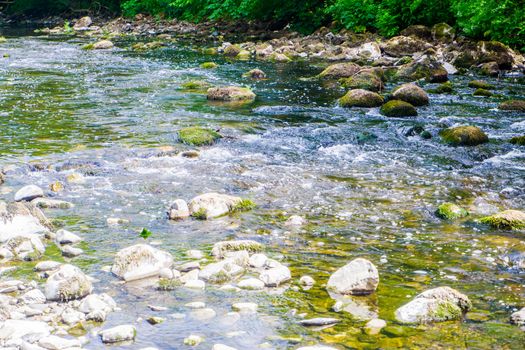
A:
[[14, 185, 44, 202], [100, 325, 136, 343]]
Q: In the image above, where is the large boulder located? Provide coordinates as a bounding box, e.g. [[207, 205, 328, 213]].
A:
[[318, 62, 361, 79], [477, 41, 514, 70], [341, 69, 384, 92], [382, 36, 432, 57], [440, 126, 488, 146], [2, 235, 45, 261], [480, 210, 525, 230], [45, 264, 92, 301], [188, 193, 243, 219], [499, 100, 525, 112], [339, 89, 384, 108], [431, 23, 455, 43], [111, 244, 173, 281], [395, 286, 471, 323], [392, 83, 429, 106], [396, 55, 448, 82], [380, 100, 418, 118], [0, 201, 50, 243], [327, 258, 379, 295], [207, 86, 255, 101]]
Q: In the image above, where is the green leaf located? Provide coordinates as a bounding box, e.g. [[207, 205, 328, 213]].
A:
[[139, 228, 153, 239]]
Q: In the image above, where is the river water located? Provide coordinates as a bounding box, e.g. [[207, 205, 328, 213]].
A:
[[0, 30, 524, 349]]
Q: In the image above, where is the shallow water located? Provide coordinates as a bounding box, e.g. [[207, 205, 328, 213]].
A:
[[0, 30, 524, 349]]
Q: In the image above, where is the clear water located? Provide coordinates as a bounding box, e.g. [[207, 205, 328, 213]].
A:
[[0, 30, 524, 349]]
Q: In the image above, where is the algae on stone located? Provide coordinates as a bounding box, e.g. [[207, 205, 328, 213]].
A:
[[436, 203, 468, 220], [339, 89, 384, 108], [480, 210, 525, 230], [380, 100, 418, 117], [440, 126, 488, 146], [178, 127, 221, 146]]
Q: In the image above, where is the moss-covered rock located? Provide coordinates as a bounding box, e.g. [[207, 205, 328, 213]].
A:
[[235, 50, 251, 60], [400, 25, 432, 41], [268, 52, 292, 63], [339, 89, 384, 108], [499, 100, 525, 111], [132, 41, 164, 51], [395, 56, 448, 83], [243, 69, 266, 79], [382, 35, 431, 57], [431, 23, 455, 43], [178, 127, 221, 146], [436, 203, 468, 220], [200, 62, 218, 69], [91, 40, 114, 50], [480, 210, 525, 230], [207, 86, 256, 101], [318, 62, 361, 79], [392, 83, 429, 106], [477, 41, 514, 70], [223, 44, 241, 57], [509, 135, 525, 146], [380, 100, 418, 117], [468, 80, 494, 89], [440, 126, 488, 146], [203, 47, 217, 55], [341, 70, 383, 92], [180, 80, 212, 91], [473, 88, 493, 97], [480, 61, 499, 76], [432, 81, 454, 94]]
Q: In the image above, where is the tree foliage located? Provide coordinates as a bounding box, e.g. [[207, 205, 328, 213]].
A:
[[4, 0, 525, 50]]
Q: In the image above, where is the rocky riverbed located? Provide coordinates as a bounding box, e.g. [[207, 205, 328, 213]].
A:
[[0, 16, 524, 349]]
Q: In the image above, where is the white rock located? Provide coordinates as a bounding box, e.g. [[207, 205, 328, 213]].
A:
[[78, 293, 115, 314], [20, 289, 46, 304], [31, 198, 73, 209], [237, 278, 265, 290], [59, 245, 83, 257], [232, 302, 258, 313], [213, 345, 238, 350], [395, 286, 471, 323], [61, 307, 85, 325], [188, 193, 242, 219], [284, 215, 307, 226], [259, 264, 291, 287], [184, 280, 205, 290], [299, 275, 315, 286], [0, 201, 50, 243], [248, 253, 267, 268], [0, 320, 51, 342], [183, 334, 203, 346], [45, 264, 92, 301], [38, 335, 80, 349], [224, 250, 249, 266], [14, 185, 44, 202], [211, 240, 262, 258], [199, 260, 244, 283], [327, 258, 379, 295], [168, 199, 190, 220], [100, 325, 136, 343], [111, 244, 173, 282], [55, 230, 82, 245], [187, 249, 204, 259], [180, 269, 200, 283], [364, 318, 387, 335], [34, 261, 61, 272], [511, 307, 525, 326], [185, 301, 205, 309]]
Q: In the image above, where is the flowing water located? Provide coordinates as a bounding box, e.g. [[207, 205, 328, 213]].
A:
[[0, 29, 525, 349]]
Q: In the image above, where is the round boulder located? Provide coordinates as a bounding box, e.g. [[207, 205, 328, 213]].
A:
[[111, 244, 174, 282], [440, 126, 488, 146], [318, 62, 361, 79], [339, 89, 384, 108], [392, 83, 429, 106], [45, 264, 93, 301], [207, 86, 255, 101], [188, 193, 243, 219], [380, 100, 418, 118], [327, 258, 379, 295]]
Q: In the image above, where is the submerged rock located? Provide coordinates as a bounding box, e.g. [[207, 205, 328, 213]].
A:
[[468, 80, 494, 89], [395, 286, 471, 323], [178, 127, 221, 146], [318, 62, 361, 79], [339, 89, 384, 108], [440, 126, 488, 146], [211, 240, 263, 258], [243, 69, 266, 79], [473, 88, 493, 97], [181, 80, 213, 91], [188, 193, 250, 219], [259, 264, 291, 287], [327, 258, 379, 295], [14, 185, 44, 202], [45, 264, 92, 301], [207, 86, 256, 101], [480, 210, 525, 230], [298, 318, 340, 327], [392, 83, 429, 106], [100, 325, 136, 343], [499, 100, 525, 112], [200, 62, 218, 69], [509, 135, 525, 146], [31, 197, 73, 209], [436, 203, 468, 220], [111, 244, 174, 281], [380, 100, 418, 118]]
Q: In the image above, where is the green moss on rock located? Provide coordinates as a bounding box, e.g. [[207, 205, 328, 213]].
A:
[[180, 80, 212, 91], [380, 100, 418, 117], [468, 80, 494, 89], [440, 126, 488, 146], [473, 88, 493, 97], [223, 44, 241, 57], [341, 70, 383, 92], [231, 199, 256, 213], [430, 81, 453, 94], [509, 135, 525, 145], [430, 301, 463, 321], [339, 89, 384, 108], [178, 127, 221, 146], [480, 210, 525, 230], [499, 100, 525, 111], [200, 62, 218, 69], [436, 203, 468, 220]]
